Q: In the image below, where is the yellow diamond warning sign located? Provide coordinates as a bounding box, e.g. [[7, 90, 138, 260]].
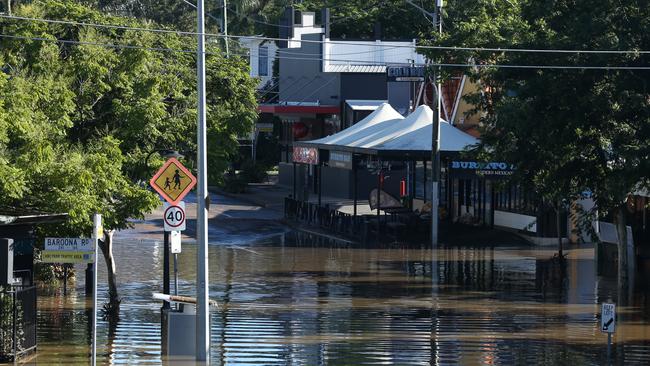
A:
[[150, 158, 197, 205]]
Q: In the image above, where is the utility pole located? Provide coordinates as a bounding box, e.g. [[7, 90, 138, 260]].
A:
[[224, 0, 229, 58], [430, 1, 443, 245], [196, 0, 210, 362], [405, 0, 444, 245]]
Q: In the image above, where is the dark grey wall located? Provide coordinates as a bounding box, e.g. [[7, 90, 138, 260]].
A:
[[279, 33, 340, 105], [340, 73, 388, 101], [321, 166, 407, 200], [320, 166, 352, 198]]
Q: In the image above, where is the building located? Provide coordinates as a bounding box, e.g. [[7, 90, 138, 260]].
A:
[[240, 8, 426, 189]]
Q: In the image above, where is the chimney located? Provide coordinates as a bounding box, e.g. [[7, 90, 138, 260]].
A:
[[321, 8, 330, 39], [279, 7, 295, 48], [373, 22, 382, 40]]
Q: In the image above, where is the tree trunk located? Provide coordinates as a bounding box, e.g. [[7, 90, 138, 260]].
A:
[[614, 205, 629, 292], [556, 202, 563, 258], [99, 230, 120, 313]]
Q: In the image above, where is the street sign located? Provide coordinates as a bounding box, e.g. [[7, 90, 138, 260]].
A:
[[45, 237, 93, 251], [150, 158, 197, 205], [601, 303, 616, 333], [164, 201, 186, 231], [171, 231, 182, 254], [41, 250, 95, 264]]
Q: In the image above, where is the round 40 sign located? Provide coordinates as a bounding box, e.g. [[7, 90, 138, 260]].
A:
[[163, 201, 186, 231]]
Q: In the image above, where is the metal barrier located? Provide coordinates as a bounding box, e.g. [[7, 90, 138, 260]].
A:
[[285, 198, 366, 240], [0, 283, 37, 362]]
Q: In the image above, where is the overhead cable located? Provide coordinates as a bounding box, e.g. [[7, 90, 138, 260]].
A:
[[2, 14, 650, 55]]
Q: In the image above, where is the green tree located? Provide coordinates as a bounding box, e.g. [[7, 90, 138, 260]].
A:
[[421, 0, 650, 284], [0, 0, 258, 312]]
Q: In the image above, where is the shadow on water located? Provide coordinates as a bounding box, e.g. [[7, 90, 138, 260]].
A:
[[22, 230, 650, 365]]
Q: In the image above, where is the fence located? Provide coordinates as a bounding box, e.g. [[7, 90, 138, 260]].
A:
[[284, 197, 368, 241], [0, 281, 37, 362]]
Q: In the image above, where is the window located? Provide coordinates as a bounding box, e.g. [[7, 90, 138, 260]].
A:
[[258, 45, 269, 77]]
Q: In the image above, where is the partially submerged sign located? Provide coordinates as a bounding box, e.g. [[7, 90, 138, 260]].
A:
[[45, 237, 93, 251], [42, 237, 96, 263], [150, 158, 197, 205], [42, 250, 94, 264], [601, 303, 616, 333]]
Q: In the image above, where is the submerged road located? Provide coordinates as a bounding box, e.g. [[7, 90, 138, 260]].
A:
[[25, 194, 650, 365]]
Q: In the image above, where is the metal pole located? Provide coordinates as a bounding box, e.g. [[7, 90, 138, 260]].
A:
[[162, 231, 171, 310], [63, 266, 67, 296], [293, 162, 297, 198], [377, 168, 382, 238], [174, 254, 179, 297], [353, 157, 358, 219], [607, 332, 612, 364], [431, 1, 443, 246], [196, 0, 210, 361], [224, 0, 229, 58], [91, 213, 101, 365], [318, 163, 322, 207]]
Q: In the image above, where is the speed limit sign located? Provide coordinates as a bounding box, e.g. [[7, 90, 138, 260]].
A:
[[163, 201, 186, 231]]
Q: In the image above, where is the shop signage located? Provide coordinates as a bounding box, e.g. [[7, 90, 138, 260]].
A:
[[449, 160, 514, 179], [387, 66, 426, 82], [328, 151, 352, 170], [293, 146, 319, 165]]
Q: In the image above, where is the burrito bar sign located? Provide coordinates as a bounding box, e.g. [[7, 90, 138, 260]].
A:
[[449, 160, 514, 179]]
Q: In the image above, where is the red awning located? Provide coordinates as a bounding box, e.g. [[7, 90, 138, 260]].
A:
[[258, 104, 340, 114]]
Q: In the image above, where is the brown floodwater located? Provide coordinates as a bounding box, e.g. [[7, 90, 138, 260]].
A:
[[13, 231, 650, 365]]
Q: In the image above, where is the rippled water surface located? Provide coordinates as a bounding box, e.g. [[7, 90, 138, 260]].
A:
[[22, 232, 650, 365]]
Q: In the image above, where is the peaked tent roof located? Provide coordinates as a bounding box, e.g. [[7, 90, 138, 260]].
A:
[[295, 104, 478, 157], [309, 103, 404, 146]]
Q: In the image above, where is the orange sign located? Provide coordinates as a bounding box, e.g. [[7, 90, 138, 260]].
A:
[[149, 158, 197, 205]]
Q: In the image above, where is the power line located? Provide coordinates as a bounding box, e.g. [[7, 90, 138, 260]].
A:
[[0, 33, 202, 54], [3, 14, 650, 56], [0, 14, 197, 37], [2, 33, 650, 71]]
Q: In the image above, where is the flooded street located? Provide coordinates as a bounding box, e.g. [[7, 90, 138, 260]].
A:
[[23, 229, 650, 365]]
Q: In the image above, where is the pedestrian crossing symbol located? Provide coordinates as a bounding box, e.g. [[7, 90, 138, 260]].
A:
[[150, 158, 197, 205]]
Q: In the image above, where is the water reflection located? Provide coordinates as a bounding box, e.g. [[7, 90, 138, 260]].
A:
[[25, 232, 650, 365]]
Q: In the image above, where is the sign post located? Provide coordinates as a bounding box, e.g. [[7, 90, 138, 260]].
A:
[[601, 302, 616, 362], [170, 231, 181, 298], [150, 159, 195, 312], [92, 213, 102, 365]]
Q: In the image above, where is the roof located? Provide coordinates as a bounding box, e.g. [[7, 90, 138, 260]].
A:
[[258, 104, 340, 114], [345, 100, 388, 111], [309, 103, 404, 146], [325, 64, 387, 73], [0, 206, 68, 226], [295, 104, 478, 157]]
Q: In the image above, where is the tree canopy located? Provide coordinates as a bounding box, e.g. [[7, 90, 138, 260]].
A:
[[0, 0, 259, 236]]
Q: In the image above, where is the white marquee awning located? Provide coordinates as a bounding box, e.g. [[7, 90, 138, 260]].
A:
[[297, 104, 478, 157]]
